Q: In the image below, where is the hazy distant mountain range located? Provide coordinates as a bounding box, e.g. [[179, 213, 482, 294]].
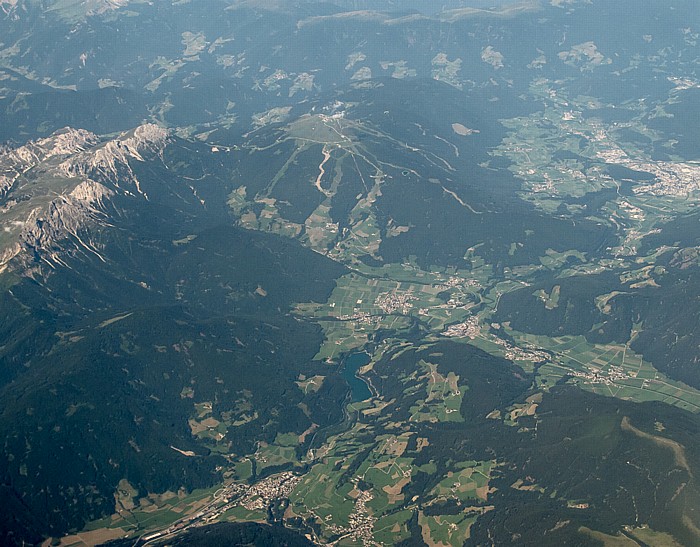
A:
[[4, 1, 700, 545]]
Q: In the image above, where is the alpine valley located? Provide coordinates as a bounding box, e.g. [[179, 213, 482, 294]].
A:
[[3, 1, 700, 546]]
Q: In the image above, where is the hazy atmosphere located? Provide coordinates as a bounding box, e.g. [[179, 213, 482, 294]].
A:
[[2, 0, 700, 545]]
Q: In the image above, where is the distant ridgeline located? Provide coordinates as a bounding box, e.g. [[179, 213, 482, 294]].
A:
[[2, 0, 700, 546]]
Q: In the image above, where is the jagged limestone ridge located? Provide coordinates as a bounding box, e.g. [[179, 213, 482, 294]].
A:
[[0, 124, 168, 274], [0, 128, 100, 198], [58, 123, 169, 198]]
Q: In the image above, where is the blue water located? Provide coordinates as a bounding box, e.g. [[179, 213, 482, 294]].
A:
[[342, 352, 372, 402]]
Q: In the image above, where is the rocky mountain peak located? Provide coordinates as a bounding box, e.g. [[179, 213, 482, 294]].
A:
[[59, 123, 169, 196], [0, 128, 99, 196], [1, 124, 168, 275], [0, 0, 19, 17], [38, 128, 101, 159], [2, 0, 133, 20]]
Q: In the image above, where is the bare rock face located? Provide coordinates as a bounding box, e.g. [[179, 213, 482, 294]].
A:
[[59, 123, 169, 198], [0, 124, 168, 275], [19, 194, 108, 271], [0, 128, 100, 199], [1, 0, 133, 19], [84, 0, 132, 16], [70, 179, 115, 205], [20, 179, 115, 266], [42, 128, 101, 157], [0, 242, 21, 273], [0, 0, 20, 17]]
